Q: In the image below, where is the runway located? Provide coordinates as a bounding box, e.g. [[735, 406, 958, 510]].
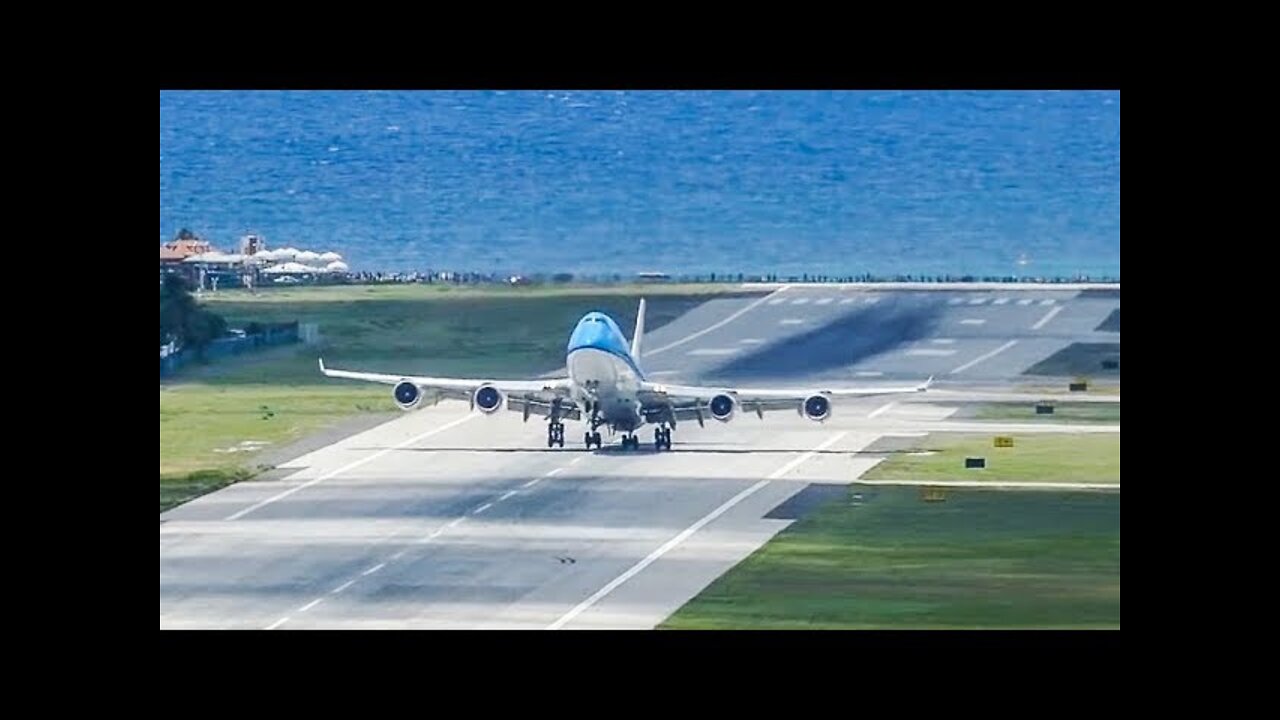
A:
[[160, 285, 1120, 629]]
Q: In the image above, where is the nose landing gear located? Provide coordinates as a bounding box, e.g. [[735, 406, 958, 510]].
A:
[[547, 421, 565, 448]]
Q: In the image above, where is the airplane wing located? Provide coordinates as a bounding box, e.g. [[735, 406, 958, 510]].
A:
[[636, 376, 933, 424], [318, 358, 573, 412]]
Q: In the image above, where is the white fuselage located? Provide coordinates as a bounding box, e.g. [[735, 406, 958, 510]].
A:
[[566, 347, 646, 432]]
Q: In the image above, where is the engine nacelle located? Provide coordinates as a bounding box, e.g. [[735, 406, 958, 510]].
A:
[[472, 384, 505, 414], [801, 394, 832, 422], [392, 380, 423, 411], [708, 393, 737, 422]]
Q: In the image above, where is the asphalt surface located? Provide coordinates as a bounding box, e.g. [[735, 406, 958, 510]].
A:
[[160, 284, 1120, 629]]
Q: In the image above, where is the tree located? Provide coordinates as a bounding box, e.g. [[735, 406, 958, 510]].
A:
[[159, 273, 227, 360]]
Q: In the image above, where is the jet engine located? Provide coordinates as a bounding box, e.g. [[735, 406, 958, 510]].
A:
[[801, 394, 832, 422], [392, 380, 423, 411], [472, 384, 505, 414], [708, 393, 737, 422]]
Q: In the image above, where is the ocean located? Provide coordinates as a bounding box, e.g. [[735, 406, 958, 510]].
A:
[[159, 90, 1119, 279]]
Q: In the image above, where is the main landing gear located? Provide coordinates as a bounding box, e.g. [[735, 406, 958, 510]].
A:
[[547, 421, 565, 448], [653, 427, 672, 451], [584, 430, 603, 449]]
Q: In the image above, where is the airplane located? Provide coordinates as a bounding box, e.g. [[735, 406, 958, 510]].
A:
[[319, 298, 933, 451]]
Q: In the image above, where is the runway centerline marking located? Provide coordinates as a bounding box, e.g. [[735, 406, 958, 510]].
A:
[[569, 457, 584, 466], [499, 491, 518, 501], [332, 580, 356, 594], [299, 598, 323, 613], [546, 467, 565, 476], [362, 562, 386, 576], [225, 413, 478, 521], [950, 340, 1019, 375], [868, 403, 895, 419], [472, 503, 493, 515], [1031, 305, 1064, 330], [546, 431, 847, 630], [448, 517, 465, 528], [522, 478, 542, 489], [266, 617, 290, 630], [644, 286, 789, 357]]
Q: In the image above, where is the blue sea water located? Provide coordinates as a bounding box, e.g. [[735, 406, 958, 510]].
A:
[[159, 91, 1119, 279]]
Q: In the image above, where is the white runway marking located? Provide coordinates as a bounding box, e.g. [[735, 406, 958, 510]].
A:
[[815, 298, 833, 305], [266, 617, 290, 630], [906, 348, 957, 357], [362, 562, 386, 576], [767, 298, 787, 305], [1017, 298, 1034, 306], [472, 503, 493, 515], [947, 298, 964, 305], [738, 338, 764, 344], [522, 478, 542, 489], [332, 580, 355, 594], [299, 598, 323, 613], [1031, 305, 1064, 330], [645, 286, 789, 357], [932, 338, 956, 344], [855, 371, 884, 377], [569, 457, 584, 466], [790, 298, 810, 305], [447, 517, 465, 528], [499, 490, 518, 501], [960, 318, 987, 325], [867, 403, 895, 419], [687, 348, 738, 356], [546, 432, 847, 630], [225, 413, 478, 520], [647, 370, 679, 376], [390, 550, 406, 560], [780, 318, 805, 325], [950, 340, 1019, 375], [840, 298, 856, 305], [992, 298, 1010, 305], [968, 298, 987, 305], [547, 467, 565, 476], [864, 297, 880, 304], [1040, 299, 1055, 306]]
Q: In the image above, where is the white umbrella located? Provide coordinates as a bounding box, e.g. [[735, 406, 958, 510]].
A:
[[325, 260, 350, 272], [275, 247, 300, 259], [296, 250, 320, 263], [319, 251, 342, 262], [262, 262, 315, 274]]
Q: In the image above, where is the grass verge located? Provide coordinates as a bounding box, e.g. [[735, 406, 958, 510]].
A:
[[661, 486, 1120, 629], [862, 433, 1119, 484], [969, 402, 1120, 424], [662, 432, 1120, 628]]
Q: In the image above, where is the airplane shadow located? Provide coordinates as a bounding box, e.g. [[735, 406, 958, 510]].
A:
[[359, 446, 918, 456]]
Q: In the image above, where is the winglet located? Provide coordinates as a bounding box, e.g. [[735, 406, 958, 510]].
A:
[[319, 357, 326, 374]]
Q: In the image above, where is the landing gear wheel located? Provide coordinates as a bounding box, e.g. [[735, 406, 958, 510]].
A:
[[548, 422, 565, 448], [654, 427, 672, 451]]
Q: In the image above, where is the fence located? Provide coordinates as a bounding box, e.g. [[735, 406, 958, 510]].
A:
[[160, 323, 299, 377]]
